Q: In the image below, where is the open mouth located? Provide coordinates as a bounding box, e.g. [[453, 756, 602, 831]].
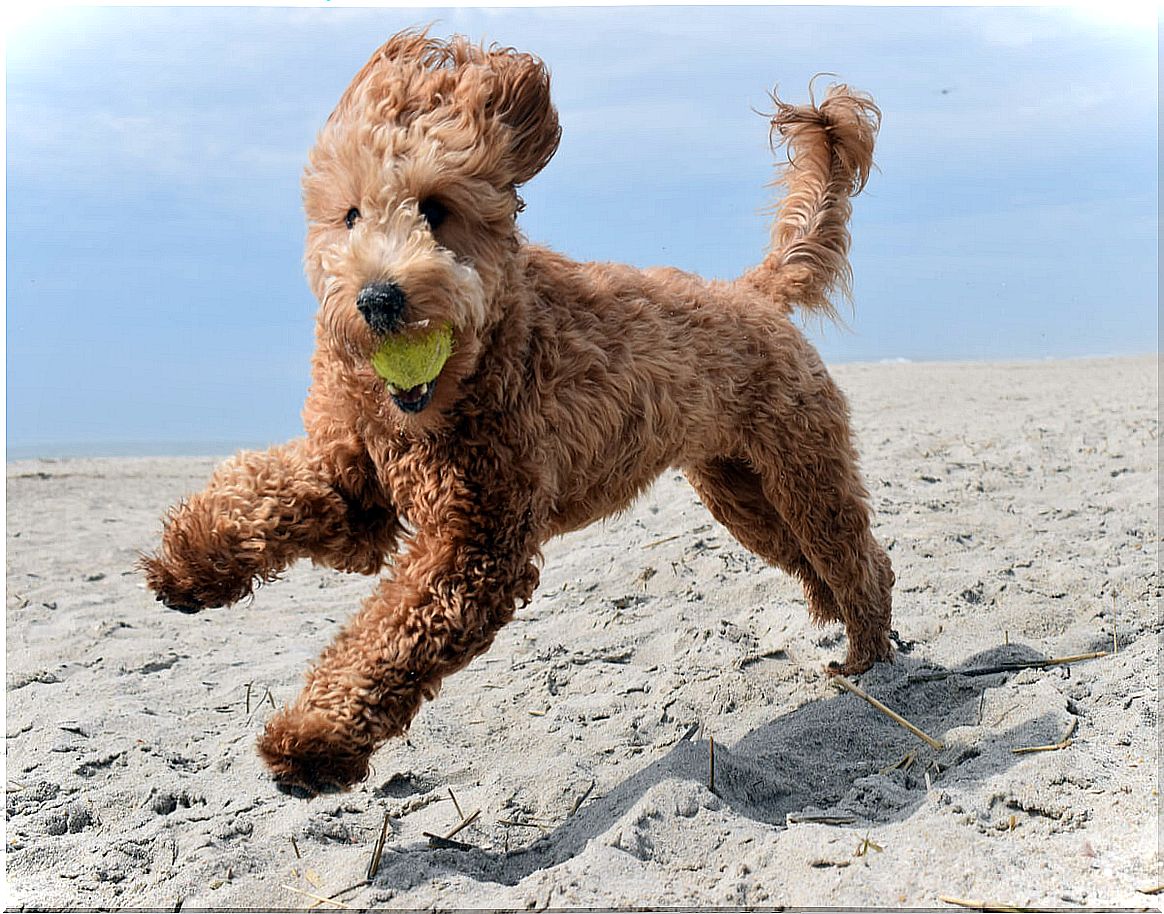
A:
[[367, 319, 454, 416], [385, 379, 436, 413]]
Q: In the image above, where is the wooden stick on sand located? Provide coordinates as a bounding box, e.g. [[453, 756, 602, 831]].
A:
[[280, 884, 353, 910], [423, 808, 481, 849], [908, 652, 1107, 683], [366, 811, 390, 881], [832, 675, 944, 750], [1012, 718, 1079, 755], [939, 895, 1070, 912]]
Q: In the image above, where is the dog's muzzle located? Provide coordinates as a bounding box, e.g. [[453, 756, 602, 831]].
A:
[[357, 280, 443, 414], [356, 281, 407, 335]]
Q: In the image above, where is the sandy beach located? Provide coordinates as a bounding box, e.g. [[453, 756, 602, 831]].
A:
[[5, 355, 1159, 909]]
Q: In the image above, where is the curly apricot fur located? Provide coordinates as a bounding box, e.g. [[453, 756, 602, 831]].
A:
[[144, 30, 893, 795]]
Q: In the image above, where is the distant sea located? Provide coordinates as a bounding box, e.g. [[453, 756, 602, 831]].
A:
[[6, 441, 272, 461], [9, 354, 1155, 463]]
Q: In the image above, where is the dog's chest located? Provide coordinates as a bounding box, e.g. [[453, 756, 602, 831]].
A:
[[368, 432, 504, 531], [370, 442, 439, 527]]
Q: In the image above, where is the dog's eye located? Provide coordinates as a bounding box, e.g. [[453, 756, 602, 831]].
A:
[[418, 198, 449, 231], [344, 207, 360, 230]]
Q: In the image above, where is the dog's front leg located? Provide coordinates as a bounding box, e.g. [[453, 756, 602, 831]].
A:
[[256, 480, 540, 795], [143, 439, 399, 612]]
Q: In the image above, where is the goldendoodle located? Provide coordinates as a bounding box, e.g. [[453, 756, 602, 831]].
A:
[[144, 30, 893, 795]]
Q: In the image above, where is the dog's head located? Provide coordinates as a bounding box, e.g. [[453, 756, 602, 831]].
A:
[[302, 30, 561, 422]]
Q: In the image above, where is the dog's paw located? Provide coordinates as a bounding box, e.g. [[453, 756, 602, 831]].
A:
[[140, 554, 207, 612], [139, 553, 251, 613], [826, 659, 864, 677], [826, 640, 895, 678], [257, 707, 373, 798]]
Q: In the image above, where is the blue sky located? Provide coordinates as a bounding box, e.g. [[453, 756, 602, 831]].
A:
[[6, 5, 1158, 457]]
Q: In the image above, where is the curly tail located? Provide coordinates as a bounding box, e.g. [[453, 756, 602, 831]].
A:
[[742, 83, 880, 319]]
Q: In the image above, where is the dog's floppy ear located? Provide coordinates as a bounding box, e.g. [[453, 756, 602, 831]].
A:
[[486, 47, 562, 186]]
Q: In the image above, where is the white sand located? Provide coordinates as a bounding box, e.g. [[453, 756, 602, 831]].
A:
[[5, 355, 1159, 908]]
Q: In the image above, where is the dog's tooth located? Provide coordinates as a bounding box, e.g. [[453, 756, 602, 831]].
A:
[[386, 383, 400, 395], [418, 383, 429, 395]]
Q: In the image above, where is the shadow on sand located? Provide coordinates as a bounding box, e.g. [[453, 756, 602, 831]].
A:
[[369, 641, 1083, 891]]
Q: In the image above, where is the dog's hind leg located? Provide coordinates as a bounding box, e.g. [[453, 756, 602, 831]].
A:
[[740, 381, 894, 675], [685, 456, 841, 626], [744, 442, 889, 675]]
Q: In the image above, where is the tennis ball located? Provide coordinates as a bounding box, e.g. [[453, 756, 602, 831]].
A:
[[370, 322, 454, 390]]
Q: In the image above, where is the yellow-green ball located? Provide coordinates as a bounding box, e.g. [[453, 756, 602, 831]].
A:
[[370, 322, 454, 389]]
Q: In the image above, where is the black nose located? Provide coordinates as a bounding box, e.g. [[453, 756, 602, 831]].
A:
[[356, 281, 407, 335]]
